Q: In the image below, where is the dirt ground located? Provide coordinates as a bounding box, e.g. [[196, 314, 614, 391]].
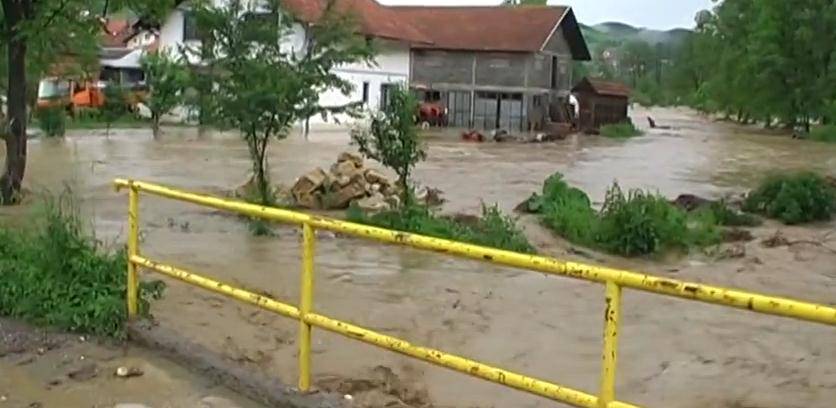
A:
[[1, 107, 835, 407], [0, 319, 263, 408]]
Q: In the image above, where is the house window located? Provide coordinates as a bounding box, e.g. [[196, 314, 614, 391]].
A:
[[550, 55, 558, 88], [380, 83, 397, 110], [362, 81, 370, 104], [183, 11, 200, 41]]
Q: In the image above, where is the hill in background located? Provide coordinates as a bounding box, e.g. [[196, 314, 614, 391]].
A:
[[580, 22, 691, 50]]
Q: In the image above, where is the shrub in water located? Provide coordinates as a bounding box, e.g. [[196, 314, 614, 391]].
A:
[[808, 125, 836, 143], [347, 202, 535, 253], [0, 192, 164, 338], [528, 173, 721, 257], [743, 172, 835, 224], [597, 184, 720, 256], [600, 121, 643, 139], [36, 106, 66, 137], [532, 174, 598, 245]]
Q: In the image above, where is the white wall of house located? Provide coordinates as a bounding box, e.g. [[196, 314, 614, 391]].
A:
[[156, 4, 412, 128], [313, 40, 411, 125]]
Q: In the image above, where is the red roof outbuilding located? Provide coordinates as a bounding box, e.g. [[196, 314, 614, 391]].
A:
[[390, 5, 590, 59]]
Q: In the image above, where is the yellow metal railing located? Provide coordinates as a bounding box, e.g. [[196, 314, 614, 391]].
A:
[[115, 178, 836, 408]]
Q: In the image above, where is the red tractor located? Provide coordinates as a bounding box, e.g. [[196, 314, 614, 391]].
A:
[[413, 87, 448, 128]]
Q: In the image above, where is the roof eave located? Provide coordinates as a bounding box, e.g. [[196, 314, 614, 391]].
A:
[[540, 8, 591, 61]]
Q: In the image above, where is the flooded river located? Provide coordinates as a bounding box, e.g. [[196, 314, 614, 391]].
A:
[[3, 107, 836, 407]]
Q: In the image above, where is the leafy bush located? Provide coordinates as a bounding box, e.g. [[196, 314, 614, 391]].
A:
[[35, 106, 66, 137], [808, 125, 836, 143], [532, 174, 598, 245], [597, 184, 719, 256], [529, 173, 721, 256], [743, 172, 835, 224], [0, 192, 164, 338], [600, 122, 643, 139], [347, 202, 535, 253], [702, 201, 762, 227]]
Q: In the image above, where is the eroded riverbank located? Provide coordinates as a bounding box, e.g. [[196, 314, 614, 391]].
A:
[[1, 107, 835, 407]]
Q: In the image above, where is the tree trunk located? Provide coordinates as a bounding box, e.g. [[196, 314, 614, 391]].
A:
[[1, 19, 28, 205], [152, 114, 161, 140]]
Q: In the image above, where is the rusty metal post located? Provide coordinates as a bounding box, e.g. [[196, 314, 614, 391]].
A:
[[126, 184, 140, 319], [599, 281, 622, 407], [298, 223, 316, 392]]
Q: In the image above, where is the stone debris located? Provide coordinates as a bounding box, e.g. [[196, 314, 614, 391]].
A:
[[290, 152, 443, 211], [115, 366, 144, 378]]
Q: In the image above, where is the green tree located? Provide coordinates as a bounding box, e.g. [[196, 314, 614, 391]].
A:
[[351, 85, 426, 204], [0, 1, 109, 203], [0, 0, 170, 204], [185, 0, 374, 205], [141, 52, 189, 139]]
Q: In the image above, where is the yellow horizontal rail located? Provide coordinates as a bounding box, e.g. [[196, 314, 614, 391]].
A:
[[115, 178, 836, 326], [132, 254, 636, 408]]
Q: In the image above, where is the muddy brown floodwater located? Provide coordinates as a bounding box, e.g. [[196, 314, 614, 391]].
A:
[[2, 107, 836, 407]]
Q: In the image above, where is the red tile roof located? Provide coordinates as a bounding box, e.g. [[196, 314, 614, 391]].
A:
[[390, 6, 571, 53], [282, 0, 431, 44], [573, 77, 632, 97], [101, 19, 133, 48]]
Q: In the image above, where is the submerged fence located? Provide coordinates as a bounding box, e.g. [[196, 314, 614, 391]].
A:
[[115, 178, 836, 408]]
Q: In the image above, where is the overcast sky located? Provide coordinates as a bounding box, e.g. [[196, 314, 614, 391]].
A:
[[379, 0, 714, 30]]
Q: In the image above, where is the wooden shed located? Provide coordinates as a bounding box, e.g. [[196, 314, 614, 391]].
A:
[[572, 77, 631, 132]]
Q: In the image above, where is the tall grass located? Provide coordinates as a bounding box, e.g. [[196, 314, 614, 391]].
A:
[[0, 191, 164, 338], [347, 202, 535, 254]]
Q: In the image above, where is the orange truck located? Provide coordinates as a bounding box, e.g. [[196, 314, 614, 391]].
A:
[[36, 77, 105, 114], [36, 76, 147, 115]]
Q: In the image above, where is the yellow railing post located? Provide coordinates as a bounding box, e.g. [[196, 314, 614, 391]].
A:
[[298, 223, 316, 392], [599, 281, 622, 408], [126, 183, 140, 319]]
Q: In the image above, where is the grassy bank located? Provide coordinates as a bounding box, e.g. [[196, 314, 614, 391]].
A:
[[0, 193, 164, 338], [526, 173, 720, 257], [347, 202, 535, 254]]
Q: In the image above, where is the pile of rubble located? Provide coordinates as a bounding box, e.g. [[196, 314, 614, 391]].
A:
[[291, 152, 401, 211]]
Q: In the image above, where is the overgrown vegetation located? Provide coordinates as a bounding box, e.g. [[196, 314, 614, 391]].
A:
[[701, 201, 762, 227], [186, 0, 374, 207], [351, 85, 426, 204], [0, 191, 164, 338], [808, 125, 836, 143], [347, 202, 535, 253], [599, 122, 643, 139], [528, 173, 721, 256], [101, 86, 132, 137], [35, 106, 67, 137], [743, 172, 836, 225]]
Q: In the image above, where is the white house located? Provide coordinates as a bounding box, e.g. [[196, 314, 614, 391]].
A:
[[156, 0, 430, 126]]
